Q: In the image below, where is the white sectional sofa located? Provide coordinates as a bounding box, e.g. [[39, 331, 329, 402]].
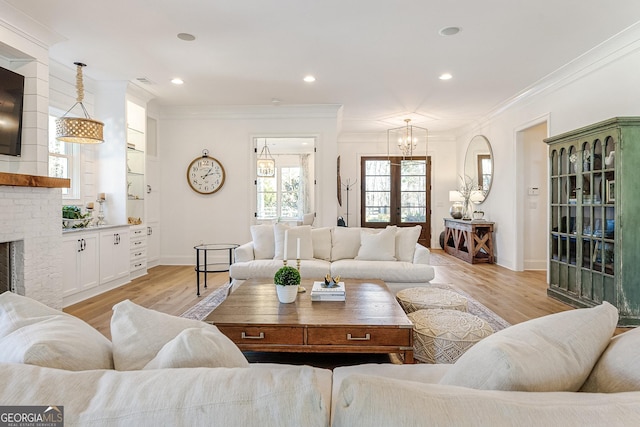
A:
[[230, 224, 435, 294], [2, 292, 640, 426]]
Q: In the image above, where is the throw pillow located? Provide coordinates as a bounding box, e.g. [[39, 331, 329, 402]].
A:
[[111, 299, 248, 370], [581, 326, 640, 392], [439, 302, 619, 392], [273, 224, 313, 260], [143, 328, 249, 369], [330, 227, 362, 261], [355, 227, 396, 261], [394, 225, 422, 262], [311, 227, 332, 261], [250, 224, 275, 259], [0, 291, 113, 370]]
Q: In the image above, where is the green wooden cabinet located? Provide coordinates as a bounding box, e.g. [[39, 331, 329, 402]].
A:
[[546, 117, 640, 326]]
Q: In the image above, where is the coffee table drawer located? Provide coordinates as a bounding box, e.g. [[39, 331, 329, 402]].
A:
[[216, 326, 304, 345], [307, 327, 411, 346]]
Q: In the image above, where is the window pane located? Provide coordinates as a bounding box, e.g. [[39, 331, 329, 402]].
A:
[[366, 207, 390, 222], [257, 193, 277, 218], [48, 156, 68, 178], [401, 208, 426, 222], [401, 192, 426, 206], [365, 176, 390, 191], [281, 167, 301, 218], [401, 176, 426, 191], [365, 192, 390, 207], [257, 176, 276, 192], [401, 160, 425, 175], [365, 160, 390, 175]]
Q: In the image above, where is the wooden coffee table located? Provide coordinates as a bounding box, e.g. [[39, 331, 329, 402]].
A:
[[205, 278, 414, 363]]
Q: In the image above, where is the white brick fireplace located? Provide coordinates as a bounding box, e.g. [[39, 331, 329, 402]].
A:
[[0, 184, 64, 309]]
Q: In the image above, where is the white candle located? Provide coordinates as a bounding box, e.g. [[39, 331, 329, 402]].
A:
[[98, 192, 106, 201], [296, 238, 301, 259], [283, 230, 288, 261]]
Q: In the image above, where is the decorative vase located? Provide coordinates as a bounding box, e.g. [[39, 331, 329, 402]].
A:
[[450, 202, 464, 219], [276, 284, 299, 303]]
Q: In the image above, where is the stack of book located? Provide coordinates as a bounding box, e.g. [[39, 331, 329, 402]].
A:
[[310, 281, 346, 301]]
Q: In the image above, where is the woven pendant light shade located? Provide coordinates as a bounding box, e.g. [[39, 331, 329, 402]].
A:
[[56, 62, 104, 144], [56, 117, 104, 144]]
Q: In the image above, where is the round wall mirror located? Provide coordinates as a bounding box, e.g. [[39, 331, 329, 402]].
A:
[[464, 135, 493, 203]]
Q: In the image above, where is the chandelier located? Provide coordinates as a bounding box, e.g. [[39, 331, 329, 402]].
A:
[[256, 140, 276, 177], [55, 62, 104, 144], [387, 118, 428, 158]]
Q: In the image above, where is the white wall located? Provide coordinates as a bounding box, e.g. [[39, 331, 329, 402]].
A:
[[158, 105, 341, 264], [337, 132, 457, 248], [454, 25, 640, 271]]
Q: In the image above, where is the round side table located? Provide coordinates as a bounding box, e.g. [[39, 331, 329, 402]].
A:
[[194, 243, 239, 296]]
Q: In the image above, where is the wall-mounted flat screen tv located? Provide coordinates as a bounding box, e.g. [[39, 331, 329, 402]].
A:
[[0, 66, 25, 156]]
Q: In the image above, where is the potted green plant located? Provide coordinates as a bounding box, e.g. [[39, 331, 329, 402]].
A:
[[274, 266, 301, 303]]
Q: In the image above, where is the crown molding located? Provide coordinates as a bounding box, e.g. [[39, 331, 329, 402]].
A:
[[0, 1, 65, 50], [480, 21, 640, 126], [159, 104, 343, 120]]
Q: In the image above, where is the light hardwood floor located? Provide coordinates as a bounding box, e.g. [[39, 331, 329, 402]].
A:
[[64, 249, 587, 339]]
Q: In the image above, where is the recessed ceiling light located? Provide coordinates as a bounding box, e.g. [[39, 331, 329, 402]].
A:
[[439, 26, 461, 36], [303, 75, 316, 83], [171, 78, 184, 85], [177, 33, 196, 41], [439, 73, 453, 80]]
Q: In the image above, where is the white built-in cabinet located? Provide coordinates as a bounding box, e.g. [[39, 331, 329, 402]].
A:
[[99, 228, 130, 284], [62, 225, 131, 307], [129, 224, 147, 279], [62, 231, 99, 297], [145, 116, 160, 267]]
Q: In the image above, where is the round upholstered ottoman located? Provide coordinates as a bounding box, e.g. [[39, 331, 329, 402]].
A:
[[396, 287, 468, 314], [408, 309, 494, 364]]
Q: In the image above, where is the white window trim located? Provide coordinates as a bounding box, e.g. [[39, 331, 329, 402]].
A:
[[48, 111, 80, 200]]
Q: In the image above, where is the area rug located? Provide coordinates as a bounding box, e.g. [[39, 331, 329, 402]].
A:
[[179, 283, 230, 320]]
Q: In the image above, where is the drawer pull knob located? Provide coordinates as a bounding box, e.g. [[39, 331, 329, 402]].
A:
[[347, 333, 371, 341], [241, 332, 265, 340]]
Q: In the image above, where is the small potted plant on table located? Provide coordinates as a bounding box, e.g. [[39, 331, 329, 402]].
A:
[[274, 266, 301, 303]]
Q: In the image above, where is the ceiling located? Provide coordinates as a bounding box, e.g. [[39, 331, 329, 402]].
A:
[[5, 0, 640, 133]]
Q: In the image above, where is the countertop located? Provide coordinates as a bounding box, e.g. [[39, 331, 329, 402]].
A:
[[62, 224, 130, 234]]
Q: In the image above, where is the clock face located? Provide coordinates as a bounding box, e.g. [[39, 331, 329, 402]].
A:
[[187, 155, 226, 194]]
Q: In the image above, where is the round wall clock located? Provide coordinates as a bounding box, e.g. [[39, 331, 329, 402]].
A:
[[186, 149, 226, 194]]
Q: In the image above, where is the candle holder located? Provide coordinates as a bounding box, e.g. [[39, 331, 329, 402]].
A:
[[96, 199, 106, 226], [283, 259, 288, 266], [295, 258, 306, 293]]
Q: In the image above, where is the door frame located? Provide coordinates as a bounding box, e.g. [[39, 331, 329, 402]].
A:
[[360, 156, 432, 247]]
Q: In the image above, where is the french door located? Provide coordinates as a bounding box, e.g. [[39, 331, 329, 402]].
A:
[[360, 156, 431, 247]]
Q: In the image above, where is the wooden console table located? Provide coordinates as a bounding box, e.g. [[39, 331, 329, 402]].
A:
[[444, 218, 495, 264]]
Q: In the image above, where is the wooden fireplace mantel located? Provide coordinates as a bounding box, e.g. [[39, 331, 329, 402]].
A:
[[0, 172, 70, 188]]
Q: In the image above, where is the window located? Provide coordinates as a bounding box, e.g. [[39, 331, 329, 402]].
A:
[[48, 114, 79, 199], [256, 166, 302, 220], [255, 137, 315, 221]]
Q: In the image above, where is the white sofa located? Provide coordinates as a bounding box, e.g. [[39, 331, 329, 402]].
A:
[[3, 292, 640, 426], [230, 224, 435, 294]]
